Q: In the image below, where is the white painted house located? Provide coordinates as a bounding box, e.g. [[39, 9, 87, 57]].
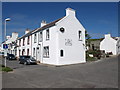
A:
[[17, 8, 86, 65], [100, 34, 120, 55], [1, 32, 18, 55]]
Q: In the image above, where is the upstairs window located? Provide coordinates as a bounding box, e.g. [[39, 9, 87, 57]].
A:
[[27, 36, 30, 45], [78, 31, 82, 41], [19, 40, 21, 46], [60, 27, 65, 33], [23, 38, 25, 46], [39, 31, 43, 42], [43, 46, 49, 58], [46, 29, 49, 40], [34, 33, 37, 43]]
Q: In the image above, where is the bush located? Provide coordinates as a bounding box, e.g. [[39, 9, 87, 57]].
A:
[[86, 51, 96, 61], [86, 50, 102, 60]]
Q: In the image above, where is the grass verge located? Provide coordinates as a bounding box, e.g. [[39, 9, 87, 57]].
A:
[[0, 64, 13, 72]]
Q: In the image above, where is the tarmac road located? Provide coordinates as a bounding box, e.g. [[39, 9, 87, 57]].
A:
[[2, 55, 118, 88]]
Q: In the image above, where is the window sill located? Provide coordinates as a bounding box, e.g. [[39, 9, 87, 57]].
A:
[[43, 56, 49, 58], [46, 39, 49, 41]]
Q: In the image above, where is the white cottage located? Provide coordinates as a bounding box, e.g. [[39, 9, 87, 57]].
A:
[[1, 32, 18, 55], [100, 34, 120, 55], [17, 8, 86, 65]]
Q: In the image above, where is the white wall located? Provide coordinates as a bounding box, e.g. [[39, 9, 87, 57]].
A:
[[100, 34, 117, 55], [42, 26, 58, 65], [56, 15, 86, 65]]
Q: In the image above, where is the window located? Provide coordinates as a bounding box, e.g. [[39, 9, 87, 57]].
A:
[[33, 48, 35, 57], [43, 46, 49, 58], [34, 34, 37, 43], [60, 50, 64, 57], [39, 31, 42, 42], [22, 49, 25, 55], [19, 40, 21, 46], [23, 38, 25, 46], [27, 36, 30, 45], [46, 29, 49, 40], [78, 31, 82, 41], [60, 27, 65, 33], [27, 49, 29, 56], [19, 50, 21, 56]]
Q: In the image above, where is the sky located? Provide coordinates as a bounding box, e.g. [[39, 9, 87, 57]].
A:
[[1, 2, 118, 43]]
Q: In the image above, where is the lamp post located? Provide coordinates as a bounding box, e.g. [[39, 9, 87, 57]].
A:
[[4, 18, 11, 67]]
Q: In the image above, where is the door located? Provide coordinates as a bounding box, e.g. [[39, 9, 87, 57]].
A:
[[36, 45, 41, 62]]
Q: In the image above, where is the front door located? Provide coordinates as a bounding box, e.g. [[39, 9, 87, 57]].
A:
[[36, 45, 41, 62]]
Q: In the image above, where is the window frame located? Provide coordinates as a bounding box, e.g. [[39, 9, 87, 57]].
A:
[[39, 31, 43, 42], [27, 36, 30, 45], [43, 46, 49, 58], [46, 29, 50, 40], [34, 33, 37, 43], [78, 31, 82, 41]]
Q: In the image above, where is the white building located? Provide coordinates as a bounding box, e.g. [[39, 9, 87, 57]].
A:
[[100, 34, 120, 55], [1, 32, 18, 55], [17, 8, 86, 65]]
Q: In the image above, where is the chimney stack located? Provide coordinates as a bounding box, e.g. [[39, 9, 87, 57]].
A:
[[12, 32, 18, 39], [6, 36, 11, 40], [66, 8, 75, 16], [41, 20, 47, 27], [105, 34, 111, 39], [25, 29, 30, 34]]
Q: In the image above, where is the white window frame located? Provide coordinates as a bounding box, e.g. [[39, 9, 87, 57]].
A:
[[78, 31, 82, 41], [46, 29, 49, 40], [34, 33, 37, 43], [39, 31, 43, 42], [43, 46, 49, 58]]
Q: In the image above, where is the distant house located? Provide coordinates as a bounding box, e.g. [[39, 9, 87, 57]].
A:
[[16, 8, 86, 65], [100, 34, 120, 55], [1, 32, 18, 55]]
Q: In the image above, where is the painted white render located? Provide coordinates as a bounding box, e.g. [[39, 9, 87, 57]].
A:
[[1, 32, 18, 55], [16, 8, 86, 65], [117, 37, 120, 55], [100, 34, 120, 55]]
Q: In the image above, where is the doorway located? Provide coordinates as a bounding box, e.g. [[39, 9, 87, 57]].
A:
[[36, 45, 41, 62]]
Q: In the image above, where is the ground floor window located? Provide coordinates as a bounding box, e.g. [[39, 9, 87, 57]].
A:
[[22, 49, 25, 56], [60, 50, 64, 57], [19, 50, 21, 56], [27, 49, 29, 56], [43, 46, 49, 58], [33, 48, 35, 57]]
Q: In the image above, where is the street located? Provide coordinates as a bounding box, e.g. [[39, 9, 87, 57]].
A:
[[2, 56, 118, 88]]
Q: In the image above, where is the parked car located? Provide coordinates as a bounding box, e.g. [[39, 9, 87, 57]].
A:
[[6, 54, 16, 60], [19, 56, 37, 65]]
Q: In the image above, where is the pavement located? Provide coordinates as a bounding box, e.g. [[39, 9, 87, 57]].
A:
[[1, 55, 118, 88]]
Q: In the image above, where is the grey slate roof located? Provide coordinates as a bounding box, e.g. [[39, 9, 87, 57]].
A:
[[18, 17, 64, 40]]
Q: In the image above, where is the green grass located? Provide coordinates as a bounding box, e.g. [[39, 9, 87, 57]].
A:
[[0, 64, 13, 72], [86, 56, 96, 61]]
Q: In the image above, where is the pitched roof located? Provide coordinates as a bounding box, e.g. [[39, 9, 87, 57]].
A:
[[18, 17, 64, 40]]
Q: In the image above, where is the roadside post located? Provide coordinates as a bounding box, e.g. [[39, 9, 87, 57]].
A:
[[4, 18, 11, 67]]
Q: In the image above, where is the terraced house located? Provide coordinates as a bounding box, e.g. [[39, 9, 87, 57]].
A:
[[16, 8, 86, 65]]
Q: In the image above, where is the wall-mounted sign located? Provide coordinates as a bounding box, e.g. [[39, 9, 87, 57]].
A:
[[3, 44, 8, 49], [65, 39, 72, 46]]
